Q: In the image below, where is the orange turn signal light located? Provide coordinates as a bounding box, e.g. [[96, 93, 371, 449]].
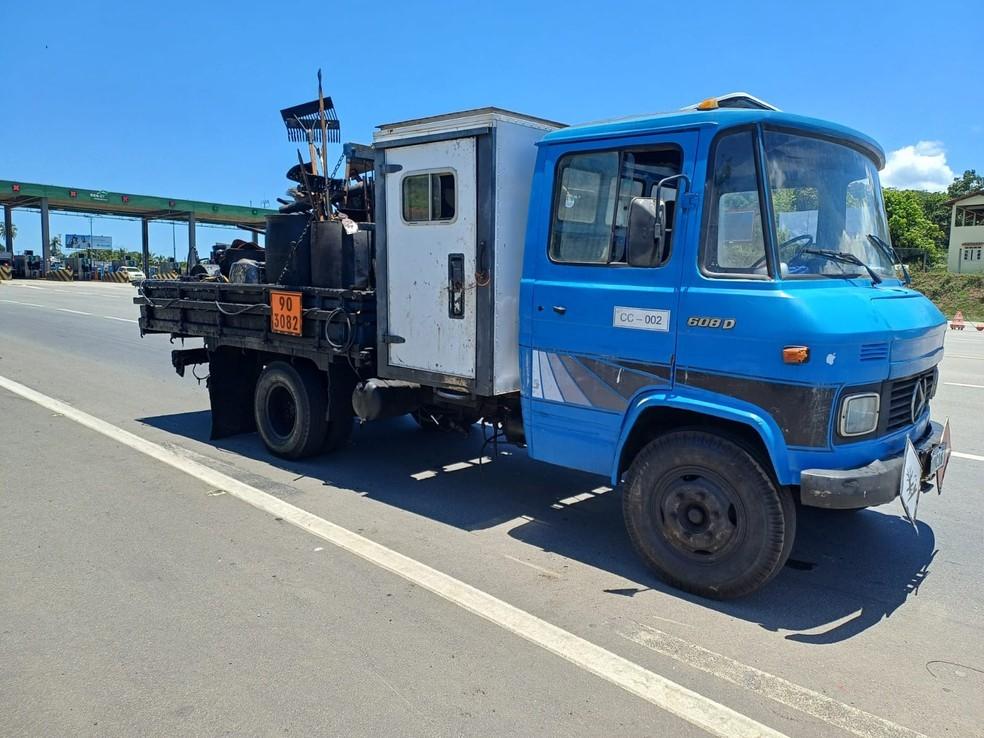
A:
[[696, 98, 719, 111], [782, 346, 810, 364]]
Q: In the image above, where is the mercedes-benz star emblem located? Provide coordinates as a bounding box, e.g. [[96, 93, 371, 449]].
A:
[[911, 377, 929, 423]]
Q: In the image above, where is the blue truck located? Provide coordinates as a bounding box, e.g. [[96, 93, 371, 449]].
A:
[[138, 94, 950, 598]]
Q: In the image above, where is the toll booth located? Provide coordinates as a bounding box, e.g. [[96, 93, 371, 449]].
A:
[[13, 251, 42, 278], [1, 179, 272, 278]]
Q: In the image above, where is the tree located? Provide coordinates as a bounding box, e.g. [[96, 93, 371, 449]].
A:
[[947, 170, 984, 200], [50, 235, 64, 260], [906, 190, 951, 246], [0, 222, 16, 245], [884, 189, 945, 264]]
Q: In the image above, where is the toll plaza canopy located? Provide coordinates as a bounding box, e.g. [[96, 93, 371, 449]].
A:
[[1, 178, 276, 274]]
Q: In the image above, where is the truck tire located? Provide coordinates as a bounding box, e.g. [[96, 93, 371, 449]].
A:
[[254, 361, 327, 459], [622, 431, 795, 599]]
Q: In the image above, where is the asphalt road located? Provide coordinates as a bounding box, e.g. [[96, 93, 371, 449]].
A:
[[1, 279, 982, 737]]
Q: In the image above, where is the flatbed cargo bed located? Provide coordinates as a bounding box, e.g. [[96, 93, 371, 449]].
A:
[[135, 280, 377, 369]]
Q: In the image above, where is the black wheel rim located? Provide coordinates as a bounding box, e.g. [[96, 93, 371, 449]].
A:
[[647, 465, 745, 562], [267, 385, 297, 439]]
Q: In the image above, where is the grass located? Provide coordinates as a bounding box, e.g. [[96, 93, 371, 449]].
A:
[[909, 270, 984, 322]]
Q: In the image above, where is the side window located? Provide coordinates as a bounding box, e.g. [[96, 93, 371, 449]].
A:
[[402, 171, 455, 223], [550, 151, 619, 263], [702, 131, 769, 276], [549, 148, 682, 265]]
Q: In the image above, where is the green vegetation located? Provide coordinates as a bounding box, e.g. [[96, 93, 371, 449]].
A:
[[49, 236, 64, 260], [885, 169, 984, 320], [910, 270, 984, 321], [0, 222, 16, 244], [886, 169, 983, 268], [71, 247, 170, 265], [884, 189, 944, 261]]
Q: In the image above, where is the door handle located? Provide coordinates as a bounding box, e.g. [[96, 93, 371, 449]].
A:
[[448, 253, 465, 319], [552, 305, 567, 315]]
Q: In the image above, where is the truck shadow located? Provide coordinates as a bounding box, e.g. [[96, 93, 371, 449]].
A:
[[140, 411, 937, 645]]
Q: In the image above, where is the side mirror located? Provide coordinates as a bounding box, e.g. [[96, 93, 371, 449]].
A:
[[626, 198, 660, 267]]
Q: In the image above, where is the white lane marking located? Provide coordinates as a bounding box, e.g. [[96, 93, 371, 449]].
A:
[[942, 354, 984, 361], [104, 316, 138, 323], [56, 308, 93, 316], [952, 450, 984, 462], [0, 299, 44, 308], [0, 373, 785, 738], [944, 382, 984, 389], [622, 625, 927, 738]]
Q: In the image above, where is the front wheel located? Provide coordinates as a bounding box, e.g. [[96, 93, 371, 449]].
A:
[[622, 431, 795, 599]]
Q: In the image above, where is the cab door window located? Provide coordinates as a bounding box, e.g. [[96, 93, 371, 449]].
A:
[[549, 147, 682, 266]]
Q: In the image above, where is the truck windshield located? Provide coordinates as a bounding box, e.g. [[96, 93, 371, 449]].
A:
[[763, 131, 896, 280]]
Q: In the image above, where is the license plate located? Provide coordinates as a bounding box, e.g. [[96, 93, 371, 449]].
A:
[[927, 444, 947, 477], [270, 290, 303, 336]]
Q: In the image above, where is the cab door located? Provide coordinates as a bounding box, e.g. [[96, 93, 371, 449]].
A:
[[526, 131, 699, 475]]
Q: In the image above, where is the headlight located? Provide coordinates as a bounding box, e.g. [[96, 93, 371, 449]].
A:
[[839, 393, 880, 436]]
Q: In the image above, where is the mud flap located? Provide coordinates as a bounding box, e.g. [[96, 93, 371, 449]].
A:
[[207, 348, 261, 439]]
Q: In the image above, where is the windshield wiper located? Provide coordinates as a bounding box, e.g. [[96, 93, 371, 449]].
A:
[[800, 248, 882, 285], [867, 233, 911, 285]]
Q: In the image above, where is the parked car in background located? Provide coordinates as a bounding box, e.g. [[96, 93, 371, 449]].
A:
[[117, 265, 146, 283]]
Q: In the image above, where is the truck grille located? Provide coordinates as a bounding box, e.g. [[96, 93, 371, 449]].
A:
[[885, 370, 936, 433]]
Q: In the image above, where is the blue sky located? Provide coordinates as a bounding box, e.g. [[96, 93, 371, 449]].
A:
[[1, 0, 979, 256]]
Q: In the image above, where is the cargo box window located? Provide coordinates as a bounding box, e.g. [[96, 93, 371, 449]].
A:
[[550, 148, 681, 265], [402, 171, 456, 222]]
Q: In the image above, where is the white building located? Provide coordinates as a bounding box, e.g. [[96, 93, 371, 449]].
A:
[[946, 190, 984, 273]]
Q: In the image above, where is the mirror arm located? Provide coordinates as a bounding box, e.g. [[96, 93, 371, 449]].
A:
[[652, 173, 691, 248], [653, 173, 691, 209]]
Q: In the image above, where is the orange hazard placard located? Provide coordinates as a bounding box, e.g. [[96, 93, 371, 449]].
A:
[[270, 290, 303, 336]]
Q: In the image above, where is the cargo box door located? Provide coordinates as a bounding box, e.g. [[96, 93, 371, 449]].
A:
[[383, 137, 478, 381]]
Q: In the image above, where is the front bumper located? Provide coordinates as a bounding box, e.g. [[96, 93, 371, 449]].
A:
[[799, 421, 944, 509]]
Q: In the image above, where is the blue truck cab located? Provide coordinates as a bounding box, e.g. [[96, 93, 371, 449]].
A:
[[519, 104, 948, 597]]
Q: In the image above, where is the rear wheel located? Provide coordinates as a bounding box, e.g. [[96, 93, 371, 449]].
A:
[[622, 430, 795, 599], [254, 361, 327, 459]]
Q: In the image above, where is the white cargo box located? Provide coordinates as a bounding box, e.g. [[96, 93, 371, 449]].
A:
[[373, 108, 563, 396]]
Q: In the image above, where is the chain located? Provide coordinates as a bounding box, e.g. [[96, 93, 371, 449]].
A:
[[275, 153, 346, 286], [330, 152, 345, 180], [275, 217, 313, 286]]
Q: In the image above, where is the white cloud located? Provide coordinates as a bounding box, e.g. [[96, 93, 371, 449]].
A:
[[881, 140, 954, 192]]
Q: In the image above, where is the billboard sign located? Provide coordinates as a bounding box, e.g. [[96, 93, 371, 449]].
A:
[[65, 234, 113, 250]]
